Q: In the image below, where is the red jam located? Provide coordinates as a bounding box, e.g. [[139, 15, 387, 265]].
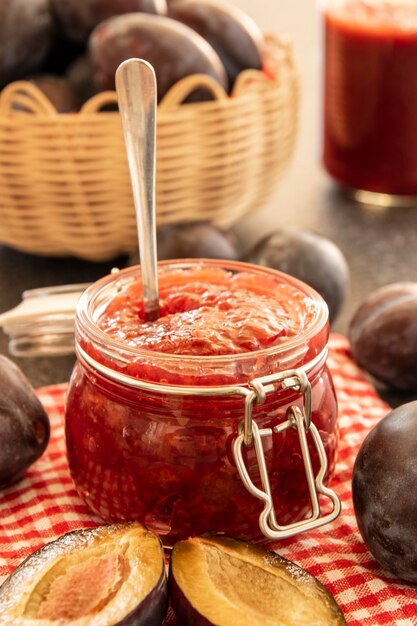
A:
[[66, 261, 338, 544], [323, 0, 417, 196], [98, 267, 317, 356]]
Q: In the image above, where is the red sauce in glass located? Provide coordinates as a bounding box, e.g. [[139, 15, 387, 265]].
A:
[[323, 0, 417, 195], [66, 264, 337, 544], [98, 268, 317, 356]]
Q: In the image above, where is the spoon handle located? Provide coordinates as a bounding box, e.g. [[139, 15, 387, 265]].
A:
[[116, 58, 160, 321]]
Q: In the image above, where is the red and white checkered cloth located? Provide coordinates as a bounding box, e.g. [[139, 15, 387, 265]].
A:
[[0, 334, 416, 625]]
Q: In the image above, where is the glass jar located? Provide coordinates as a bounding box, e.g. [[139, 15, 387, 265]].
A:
[[322, 0, 417, 206], [65, 260, 340, 546]]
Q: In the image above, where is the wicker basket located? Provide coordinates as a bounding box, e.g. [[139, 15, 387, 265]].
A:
[[0, 35, 298, 261]]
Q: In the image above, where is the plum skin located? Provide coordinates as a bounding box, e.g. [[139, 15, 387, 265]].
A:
[[157, 222, 240, 261], [89, 13, 228, 100], [352, 401, 417, 583], [0, 522, 168, 625], [51, 0, 168, 44], [127, 222, 240, 267], [168, 0, 264, 86], [246, 228, 349, 324], [349, 282, 417, 391], [169, 535, 346, 625], [22, 75, 81, 113], [0, 0, 54, 87], [0, 355, 50, 489]]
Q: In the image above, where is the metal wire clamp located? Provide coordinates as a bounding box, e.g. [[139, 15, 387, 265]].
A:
[[233, 369, 341, 540]]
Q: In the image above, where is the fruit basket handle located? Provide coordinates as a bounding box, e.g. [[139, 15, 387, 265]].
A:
[[0, 81, 58, 115], [158, 73, 228, 111], [79, 91, 119, 114]]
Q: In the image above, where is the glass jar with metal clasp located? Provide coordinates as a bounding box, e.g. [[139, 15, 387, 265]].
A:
[[61, 260, 341, 546]]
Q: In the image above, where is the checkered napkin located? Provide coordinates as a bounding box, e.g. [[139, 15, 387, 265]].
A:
[[0, 334, 416, 625]]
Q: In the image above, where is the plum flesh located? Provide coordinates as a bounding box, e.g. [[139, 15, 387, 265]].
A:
[[170, 535, 346, 626], [0, 522, 168, 625], [352, 401, 417, 583]]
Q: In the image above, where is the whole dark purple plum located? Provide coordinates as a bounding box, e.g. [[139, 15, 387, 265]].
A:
[[246, 228, 349, 324], [0, 355, 50, 488], [0, 0, 54, 87], [127, 222, 240, 266], [51, 0, 167, 44], [89, 13, 228, 100], [349, 282, 417, 390], [168, 0, 264, 87], [352, 401, 417, 583]]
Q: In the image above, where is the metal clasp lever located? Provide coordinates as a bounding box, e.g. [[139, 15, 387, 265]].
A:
[[233, 369, 341, 540]]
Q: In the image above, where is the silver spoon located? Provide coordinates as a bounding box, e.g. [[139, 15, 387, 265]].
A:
[[116, 58, 160, 321]]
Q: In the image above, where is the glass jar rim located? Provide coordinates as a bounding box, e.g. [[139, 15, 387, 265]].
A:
[[76, 259, 329, 367]]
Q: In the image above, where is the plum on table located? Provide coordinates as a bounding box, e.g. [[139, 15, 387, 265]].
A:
[[349, 282, 417, 390], [127, 222, 240, 266], [0, 355, 50, 489], [246, 227, 349, 324], [89, 13, 228, 100], [352, 401, 417, 583], [170, 535, 346, 625], [153, 221, 240, 262]]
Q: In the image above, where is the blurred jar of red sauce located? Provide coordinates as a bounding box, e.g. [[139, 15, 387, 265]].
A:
[[322, 0, 417, 205]]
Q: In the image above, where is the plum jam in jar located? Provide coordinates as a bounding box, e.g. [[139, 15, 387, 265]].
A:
[[66, 260, 340, 546]]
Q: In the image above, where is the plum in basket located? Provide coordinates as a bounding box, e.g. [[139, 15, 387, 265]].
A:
[[0, 522, 168, 624], [66, 55, 100, 105], [246, 227, 349, 324], [0, 0, 54, 87], [23, 75, 81, 113], [89, 13, 228, 100], [352, 401, 417, 583], [51, 0, 168, 44], [349, 282, 417, 391], [170, 535, 346, 625], [168, 0, 264, 86], [0, 355, 50, 489]]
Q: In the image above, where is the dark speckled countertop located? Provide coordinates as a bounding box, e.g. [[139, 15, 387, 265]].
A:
[[1, 0, 416, 409]]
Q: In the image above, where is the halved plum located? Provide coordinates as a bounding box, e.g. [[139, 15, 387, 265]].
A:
[[170, 536, 346, 626], [0, 522, 168, 625]]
